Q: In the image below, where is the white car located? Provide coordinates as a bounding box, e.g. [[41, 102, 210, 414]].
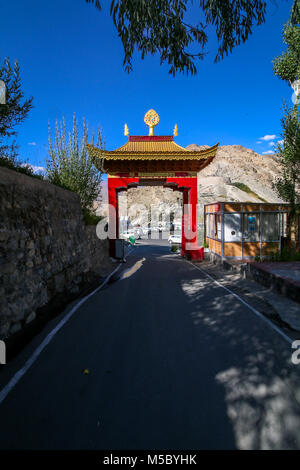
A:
[[168, 234, 181, 245], [120, 231, 135, 241]]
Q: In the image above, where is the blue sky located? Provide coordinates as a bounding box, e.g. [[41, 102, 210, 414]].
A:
[[0, 0, 295, 169]]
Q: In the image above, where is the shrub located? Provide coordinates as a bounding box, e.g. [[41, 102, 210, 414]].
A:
[[0, 57, 33, 157], [83, 209, 103, 225], [266, 248, 300, 262], [46, 114, 103, 212], [230, 182, 267, 202], [0, 153, 44, 180]]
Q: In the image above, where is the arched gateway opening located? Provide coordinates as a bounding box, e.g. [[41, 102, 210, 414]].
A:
[[88, 110, 218, 260]]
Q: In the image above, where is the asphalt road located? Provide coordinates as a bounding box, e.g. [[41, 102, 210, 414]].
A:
[[0, 242, 300, 450]]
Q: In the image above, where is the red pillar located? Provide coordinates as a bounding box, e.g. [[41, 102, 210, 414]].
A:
[[166, 176, 203, 260], [107, 176, 139, 258], [187, 178, 198, 251], [181, 188, 189, 256], [108, 177, 117, 257], [166, 177, 198, 256]]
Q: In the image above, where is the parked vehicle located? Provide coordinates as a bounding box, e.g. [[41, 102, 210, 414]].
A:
[[168, 234, 181, 245]]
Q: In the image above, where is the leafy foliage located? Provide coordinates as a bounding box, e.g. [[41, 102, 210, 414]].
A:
[[46, 114, 103, 212], [0, 58, 33, 139], [0, 57, 33, 160], [273, 1, 300, 219], [0, 149, 44, 180], [273, 0, 300, 84], [291, 0, 300, 25], [274, 105, 300, 211], [83, 209, 104, 225], [85, 0, 267, 75], [0, 139, 19, 160], [273, 26, 300, 84], [268, 247, 300, 262]]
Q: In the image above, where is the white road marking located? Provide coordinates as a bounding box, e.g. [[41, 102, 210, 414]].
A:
[[0, 261, 126, 405], [1, 246, 291, 406], [120, 257, 146, 280], [188, 261, 293, 345]]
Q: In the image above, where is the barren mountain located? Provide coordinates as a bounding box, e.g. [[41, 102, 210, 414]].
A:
[[190, 144, 281, 205], [97, 145, 283, 226]]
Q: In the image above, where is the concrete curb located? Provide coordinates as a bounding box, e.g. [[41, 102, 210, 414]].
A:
[[248, 262, 300, 305], [191, 259, 300, 333], [207, 253, 300, 305]]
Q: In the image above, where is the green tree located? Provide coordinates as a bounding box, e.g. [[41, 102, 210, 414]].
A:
[[46, 114, 103, 214], [273, 0, 300, 90], [0, 58, 33, 157], [85, 0, 267, 76], [273, 0, 300, 247], [275, 106, 300, 209]]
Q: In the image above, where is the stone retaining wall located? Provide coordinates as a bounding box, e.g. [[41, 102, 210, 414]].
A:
[[0, 167, 111, 341]]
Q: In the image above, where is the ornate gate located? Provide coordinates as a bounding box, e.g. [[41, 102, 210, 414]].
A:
[[88, 110, 218, 259]]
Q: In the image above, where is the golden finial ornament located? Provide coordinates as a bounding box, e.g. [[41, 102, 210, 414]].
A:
[[124, 123, 129, 136], [144, 109, 159, 136], [173, 124, 178, 137]]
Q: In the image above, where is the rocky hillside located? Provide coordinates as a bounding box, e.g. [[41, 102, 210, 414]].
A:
[[121, 186, 182, 226], [189, 144, 281, 205], [97, 145, 283, 224]]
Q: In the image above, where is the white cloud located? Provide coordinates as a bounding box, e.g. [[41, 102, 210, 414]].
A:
[[31, 165, 46, 173], [277, 139, 284, 145], [21, 163, 46, 173], [269, 142, 276, 147], [256, 141, 262, 144], [262, 150, 274, 155], [259, 134, 277, 141], [28, 142, 37, 146]]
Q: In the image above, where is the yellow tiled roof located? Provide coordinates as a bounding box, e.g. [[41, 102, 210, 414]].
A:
[[115, 140, 187, 153], [87, 140, 219, 161]]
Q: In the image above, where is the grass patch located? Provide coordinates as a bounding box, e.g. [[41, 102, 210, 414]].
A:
[[268, 248, 300, 262], [255, 248, 300, 262], [230, 182, 268, 202], [83, 209, 104, 225]]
